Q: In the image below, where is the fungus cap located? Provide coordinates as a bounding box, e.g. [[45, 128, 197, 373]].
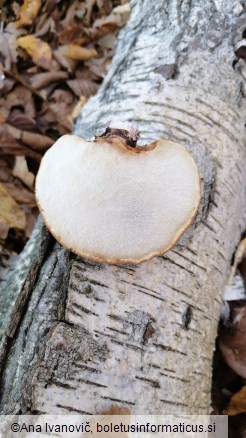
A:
[[35, 134, 201, 264]]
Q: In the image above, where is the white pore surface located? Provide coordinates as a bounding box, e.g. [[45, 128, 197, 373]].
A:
[[35, 135, 200, 263]]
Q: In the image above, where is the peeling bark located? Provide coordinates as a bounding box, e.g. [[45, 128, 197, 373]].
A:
[[1, 0, 246, 415]]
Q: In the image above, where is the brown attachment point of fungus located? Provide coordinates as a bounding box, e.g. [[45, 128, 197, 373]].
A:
[[35, 129, 201, 264]]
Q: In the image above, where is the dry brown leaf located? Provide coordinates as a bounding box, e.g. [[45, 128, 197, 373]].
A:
[[48, 89, 74, 131], [16, 0, 42, 28], [82, 0, 97, 26], [76, 23, 118, 45], [86, 50, 113, 78], [35, 14, 55, 37], [59, 0, 81, 28], [0, 106, 9, 124], [13, 156, 34, 189], [5, 85, 33, 113], [112, 2, 130, 15], [30, 71, 68, 89], [6, 123, 54, 150], [59, 44, 98, 61], [0, 76, 15, 93], [219, 301, 246, 379], [1, 144, 41, 161], [93, 11, 123, 29], [0, 182, 26, 240], [96, 0, 112, 16], [98, 32, 116, 49], [17, 35, 52, 70], [12, 1, 21, 19], [69, 96, 87, 123], [0, 124, 23, 149], [0, 33, 12, 70], [0, 159, 12, 183], [36, 110, 69, 136], [0, 23, 21, 70], [67, 78, 98, 97], [225, 386, 246, 415], [229, 238, 246, 283], [53, 47, 77, 72], [57, 25, 84, 45], [7, 111, 36, 131], [4, 182, 36, 208]]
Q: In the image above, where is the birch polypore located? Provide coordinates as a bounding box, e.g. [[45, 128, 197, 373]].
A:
[[35, 132, 201, 264]]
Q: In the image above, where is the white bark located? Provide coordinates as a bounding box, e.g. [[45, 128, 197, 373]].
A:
[[1, 0, 246, 415]]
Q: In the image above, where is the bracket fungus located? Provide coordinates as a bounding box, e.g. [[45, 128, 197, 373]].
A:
[[35, 128, 201, 264]]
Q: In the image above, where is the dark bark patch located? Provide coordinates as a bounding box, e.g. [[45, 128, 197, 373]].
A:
[[143, 322, 155, 345], [33, 322, 109, 387], [154, 64, 179, 80], [182, 305, 193, 330], [124, 310, 154, 344]]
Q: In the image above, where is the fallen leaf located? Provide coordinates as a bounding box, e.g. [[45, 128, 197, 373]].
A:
[[86, 50, 113, 78], [7, 111, 37, 132], [49, 89, 75, 131], [59, 0, 81, 28], [230, 238, 246, 282], [226, 385, 246, 415], [238, 249, 246, 290], [6, 123, 54, 150], [112, 3, 130, 14], [69, 96, 87, 123], [77, 22, 119, 45], [219, 302, 246, 379], [12, 1, 21, 19], [81, 0, 96, 26], [0, 140, 42, 161], [0, 158, 12, 182], [93, 11, 124, 30], [59, 44, 98, 61], [17, 35, 52, 69], [16, 0, 42, 28], [13, 156, 35, 189], [96, 0, 112, 16], [0, 182, 26, 240], [4, 182, 36, 208], [0, 32, 14, 71], [224, 237, 246, 301], [0, 124, 23, 149], [5, 85, 33, 111], [98, 32, 116, 49], [53, 47, 77, 72], [35, 13, 55, 37], [67, 78, 98, 97], [30, 71, 68, 89], [0, 76, 15, 93], [57, 25, 84, 45], [0, 105, 9, 124]]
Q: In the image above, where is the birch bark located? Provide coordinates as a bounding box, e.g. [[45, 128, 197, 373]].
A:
[[1, 0, 246, 415]]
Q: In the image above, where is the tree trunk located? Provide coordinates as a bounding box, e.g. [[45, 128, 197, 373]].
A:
[[1, 0, 246, 415]]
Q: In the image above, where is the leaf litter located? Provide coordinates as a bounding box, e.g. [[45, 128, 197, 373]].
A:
[[0, 0, 129, 266], [212, 237, 246, 436]]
